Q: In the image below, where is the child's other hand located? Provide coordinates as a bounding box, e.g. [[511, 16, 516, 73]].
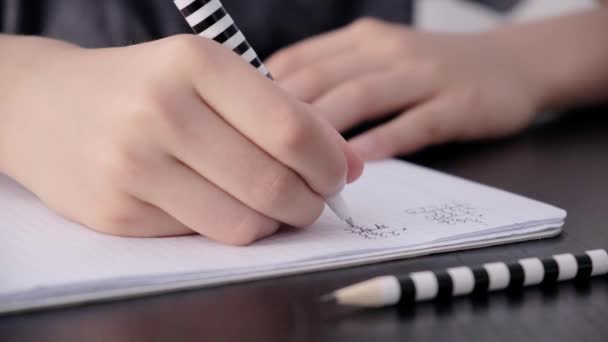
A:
[[267, 18, 542, 160], [0, 35, 363, 245]]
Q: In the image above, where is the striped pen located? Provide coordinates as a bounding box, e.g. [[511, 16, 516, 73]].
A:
[[323, 249, 608, 307], [172, 0, 355, 227], [173, 0, 271, 78]]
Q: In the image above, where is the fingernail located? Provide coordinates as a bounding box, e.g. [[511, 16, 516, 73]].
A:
[[350, 137, 380, 161]]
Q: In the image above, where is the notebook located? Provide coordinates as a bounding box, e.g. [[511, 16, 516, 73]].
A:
[[0, 160, 566, 314]]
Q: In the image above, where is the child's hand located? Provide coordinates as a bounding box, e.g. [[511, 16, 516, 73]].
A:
[[0, 35, 363, 245], [267, 18, 543, 160]]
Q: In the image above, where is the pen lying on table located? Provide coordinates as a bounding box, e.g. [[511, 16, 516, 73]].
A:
[[323, 249, 608, 307]]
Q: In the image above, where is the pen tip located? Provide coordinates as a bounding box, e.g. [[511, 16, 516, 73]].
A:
[[345, 217, 355, 228]]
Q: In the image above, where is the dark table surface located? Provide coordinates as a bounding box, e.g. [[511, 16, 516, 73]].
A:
[[1, 108, 607, 342]]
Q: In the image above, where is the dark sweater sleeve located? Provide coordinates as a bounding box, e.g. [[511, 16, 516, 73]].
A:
[[0, 0, 44, 34], [1, 0, 412, 56], [465, 0, 523, 12], [0, 0, 190, 47]]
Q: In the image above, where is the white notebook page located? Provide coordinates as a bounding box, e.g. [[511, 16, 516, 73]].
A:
[[0, 160, 566, 308]]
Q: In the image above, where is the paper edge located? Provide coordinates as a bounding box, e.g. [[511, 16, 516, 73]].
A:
[[0, 227, 562, 316]]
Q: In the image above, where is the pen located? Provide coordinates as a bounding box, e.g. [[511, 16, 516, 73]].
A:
[[172, 0, 355, 227], [322, 249, 608, 307]]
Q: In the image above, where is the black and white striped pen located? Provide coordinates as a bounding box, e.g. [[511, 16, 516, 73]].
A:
[[173, 0, 271, 78], [324, 249, 608, 307], [172, 0, 355, 226]]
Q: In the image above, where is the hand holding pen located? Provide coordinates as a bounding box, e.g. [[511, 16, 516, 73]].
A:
[[173, 0, 358, 226], [0, 34, 363, 245]]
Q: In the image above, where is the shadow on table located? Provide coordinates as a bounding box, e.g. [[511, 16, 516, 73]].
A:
[[320, 277, 604, 340]]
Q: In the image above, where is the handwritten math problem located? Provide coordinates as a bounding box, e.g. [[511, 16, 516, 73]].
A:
[[344, 223, 408, 240], [342, 203, 487, 240], [405, 202, 487, 226]]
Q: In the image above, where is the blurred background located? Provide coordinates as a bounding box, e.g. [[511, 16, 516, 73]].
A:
[[417, 0, 596, 32]]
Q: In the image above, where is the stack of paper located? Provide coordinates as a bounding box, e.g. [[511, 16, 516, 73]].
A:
[[0, 160, 566, 314]]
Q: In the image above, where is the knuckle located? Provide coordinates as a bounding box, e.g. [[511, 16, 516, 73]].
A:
[[126, 89, 171, 129], [254, 166, 298, 214], [165, 34, 204, 56], [143, 103, 191, 146], [90, 203, 139, 237], [250, 164, 327, 227], [97, 141, 150, 188], [126, 89, 185, 143], [273, 105, 313, 155], [268, 50, 296, 73], [352, 17, 385, 33], [337, 80, 375, 114], [165, 115, 196, 148], [341, 80, 373, 102], [297, 65, 327, 90], [143, 90, 172, 118], [163, 35, 201, 63], [378, 35, 407, 57], [225, 213, 271, 246], [163, 34, 221, 73]]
